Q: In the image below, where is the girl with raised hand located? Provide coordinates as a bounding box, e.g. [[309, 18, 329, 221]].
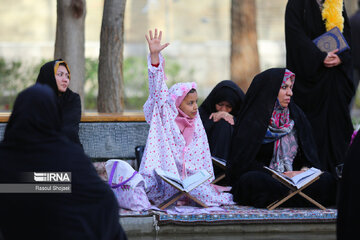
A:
[[139, 29, 233, 207]]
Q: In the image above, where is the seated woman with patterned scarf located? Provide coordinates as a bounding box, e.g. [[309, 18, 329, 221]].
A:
[[227, 68, 337, 208]]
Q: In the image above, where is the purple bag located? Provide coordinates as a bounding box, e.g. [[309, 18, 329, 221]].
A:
[[106, 160, 151, 211]]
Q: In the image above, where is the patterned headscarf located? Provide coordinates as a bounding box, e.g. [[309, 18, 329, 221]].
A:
[[263, 69, 298, 172]]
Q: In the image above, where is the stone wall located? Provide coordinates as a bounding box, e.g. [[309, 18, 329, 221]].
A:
[[0, 121, 149, 160]]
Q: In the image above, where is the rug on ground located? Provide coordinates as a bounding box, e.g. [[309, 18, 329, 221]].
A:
[[119, 205, 337, 226]]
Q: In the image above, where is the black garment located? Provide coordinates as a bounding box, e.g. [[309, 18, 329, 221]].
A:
[[285, 0, 355, 176], [235, 170, 336, 208], [199, 80, 245, 160], [350, 9, 360, 70], [36, 59, 82, 146], [0, 84, 126, 240], [350, 9, 360, 107], [337, 132, 360, 239], [228, 68, 336, 208], [200, 80, 245, 117]]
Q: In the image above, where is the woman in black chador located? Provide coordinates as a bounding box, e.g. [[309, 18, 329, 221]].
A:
[[0, 84, 127, 240], [199, 80, 245, 160], [285, 0, 355, 177], [227, 68, 336, 208], [337, 132, 360, 239], [36, 59, 82, 146]]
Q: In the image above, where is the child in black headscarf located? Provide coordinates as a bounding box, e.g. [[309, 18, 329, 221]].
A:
[[199, 80, 244, 161], [227, 68, 336, 208], [36, 59, 82, 146], [0, 84, 127, 239]]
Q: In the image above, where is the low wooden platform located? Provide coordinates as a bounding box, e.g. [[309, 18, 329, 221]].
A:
[[119, 206, 336, 239]]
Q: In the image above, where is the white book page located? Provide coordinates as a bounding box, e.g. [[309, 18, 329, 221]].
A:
[[182, 170, 212, 192], [264, 166, 294, 185], [264, 166, 322, 189], [292, 168, 322, 189], [156, 169, 212, 192], [211, 156, 226, 167], [155, 169, 184, 190], [291, 168, 317, 185]]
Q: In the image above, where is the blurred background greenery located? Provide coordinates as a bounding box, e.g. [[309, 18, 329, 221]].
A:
[[0, 57, 196, 111], [1, 57, 359, 129]]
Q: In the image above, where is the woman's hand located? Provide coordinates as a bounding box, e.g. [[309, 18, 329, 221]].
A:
[[145, 29, 170, 65], [283, 170, 305, 178], [209, 111, 234, 125], [323, 49, 342, 68]]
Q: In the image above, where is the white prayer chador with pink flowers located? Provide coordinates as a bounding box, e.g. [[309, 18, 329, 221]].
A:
[[139, 54, 234, 206]]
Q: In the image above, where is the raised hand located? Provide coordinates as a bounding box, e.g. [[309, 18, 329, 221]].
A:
[[145, 29, 170, 65]]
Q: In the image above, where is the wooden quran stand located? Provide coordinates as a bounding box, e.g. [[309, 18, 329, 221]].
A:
[[211, 158, 226, 184], [157, 173, 209, 210], [158, 190, 208, 210], [267, 173, 327, 210]]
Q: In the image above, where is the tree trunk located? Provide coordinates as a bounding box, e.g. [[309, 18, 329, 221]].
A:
[[55, 0, 86, 104], [231, 0, 260, 92], [97, 0, 126, 113]]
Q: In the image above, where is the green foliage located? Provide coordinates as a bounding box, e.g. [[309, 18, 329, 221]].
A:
[[0, 56, 194, 111], [355, 86, 360, 109], [352, 115, 360, 128], [85, 56, 195, 110], [84, 58, 99, 110], [123, 56, 148, 110], [0, 58, 47, 110]]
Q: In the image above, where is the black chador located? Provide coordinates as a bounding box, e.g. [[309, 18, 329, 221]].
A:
[[36, 59, 82, 146], [285, 0, 355, 176], [227, 68, 336, 208], [337, 132, 360, 239], [199, 80, 244, 160], [0, 84, 127, 240]]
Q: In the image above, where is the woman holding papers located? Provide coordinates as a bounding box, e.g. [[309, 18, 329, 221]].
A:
[[285, 0, 354, 178], [199, 80, 245, 161], [227, 68, 336, 208], [139, 29, 233, 207]]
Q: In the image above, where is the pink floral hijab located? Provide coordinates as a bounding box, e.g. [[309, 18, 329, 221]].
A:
[[168, 82, 197, 146]]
